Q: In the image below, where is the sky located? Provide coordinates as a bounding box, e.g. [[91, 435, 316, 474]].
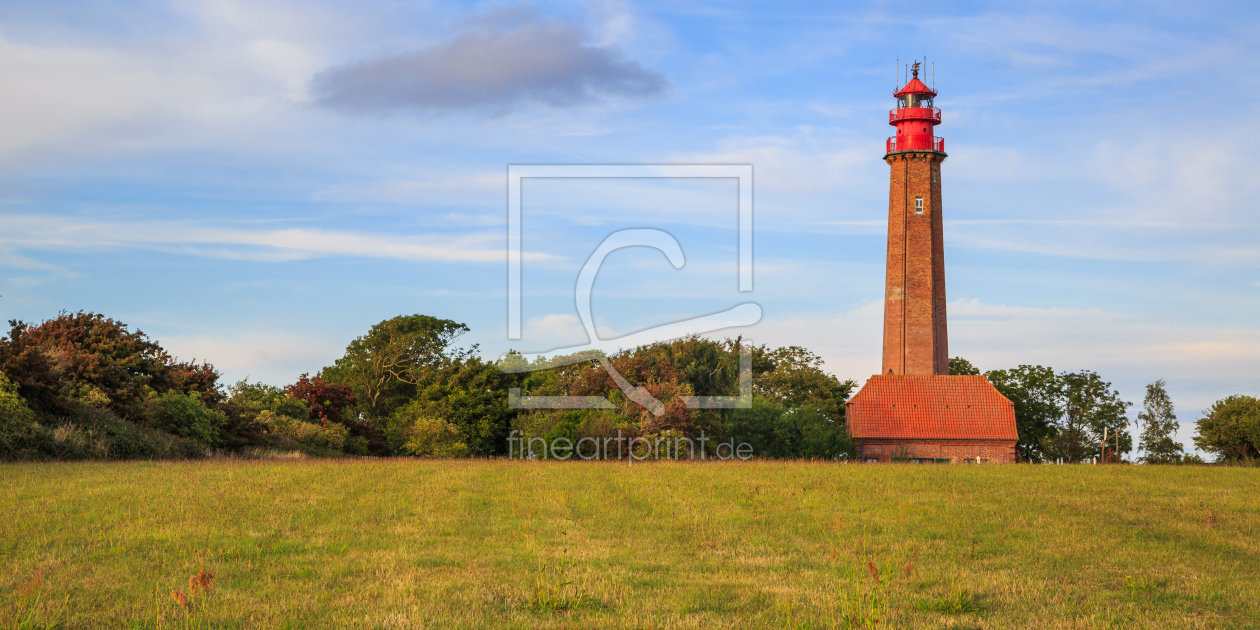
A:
[[0, 0, 1257, 452]]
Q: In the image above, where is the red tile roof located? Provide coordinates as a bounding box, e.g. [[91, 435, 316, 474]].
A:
[[846, 375, 1018, 441]]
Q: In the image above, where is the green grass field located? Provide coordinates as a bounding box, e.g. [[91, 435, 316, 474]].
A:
[[2, 459, 1258, 629]]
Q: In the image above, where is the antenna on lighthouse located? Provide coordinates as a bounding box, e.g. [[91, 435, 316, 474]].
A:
[[895, 58, 899, 90], [932, 60, 935, 90]]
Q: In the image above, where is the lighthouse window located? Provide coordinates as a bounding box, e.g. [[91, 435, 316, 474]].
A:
[[915, 197, 924, 214]]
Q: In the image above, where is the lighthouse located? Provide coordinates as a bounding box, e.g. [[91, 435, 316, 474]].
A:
[[883, 61, 948, 376], [845, 62, 1021, 464]]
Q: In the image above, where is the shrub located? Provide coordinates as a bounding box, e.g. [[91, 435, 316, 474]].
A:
[[0, 312, 226, 421], [722, 397, 855, 459], [228, 381, 310, 420], [344, 435, 369, 456], [0, 373, 46, 459], [389, 402, 469, 457], [256, 410, 349, 453], [143, 392, 227, 446], [69, 404, 206, 459]]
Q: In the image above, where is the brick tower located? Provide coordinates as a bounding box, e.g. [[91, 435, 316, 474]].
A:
[[883, 61, 947, 376], [846, 62, 1020, 463]]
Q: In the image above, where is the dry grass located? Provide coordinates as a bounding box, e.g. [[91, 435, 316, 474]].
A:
[[1, 459, 1258, 628]]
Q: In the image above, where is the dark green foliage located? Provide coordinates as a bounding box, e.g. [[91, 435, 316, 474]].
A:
[[1056, 370, 1131, 462], [386, 358, 517, 456], [0, 373, 43, 459], [1138, 379, 1185, 464], [3, 398, 207, 461], [319, 314, 473, 423], [227, 380, 309, 420], [1194, 395, 1260, 463], [226, 380, 361, 456], [507, 337, 858, 460], [982, 364, 1130, 463], [984, 365, 1062, 462], [142, 391, 227, 445], [67, 404, 207, 459], [723, 397, 855, 459], [948, 357, 981, 376], [752, 344, 856, 422]]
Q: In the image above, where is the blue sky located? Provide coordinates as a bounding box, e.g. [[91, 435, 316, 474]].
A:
[[0, 0, 1257, 450]]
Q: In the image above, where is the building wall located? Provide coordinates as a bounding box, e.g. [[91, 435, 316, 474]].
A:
[[857, 438, 1017, 463], [882, 151, 949, 376]]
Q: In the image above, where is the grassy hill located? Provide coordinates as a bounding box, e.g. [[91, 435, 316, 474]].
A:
[[3, 460, 1257, 629]]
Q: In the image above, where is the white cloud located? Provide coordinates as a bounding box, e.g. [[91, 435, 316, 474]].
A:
[[0, 215, 554, 264], [521, 313, 590, 350], [162, 331, 342, 387], [0, 35, 185, 156]]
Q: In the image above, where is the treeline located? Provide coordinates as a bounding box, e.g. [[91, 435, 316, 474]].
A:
[[1, 312, 1256, 463], [0, 312, 855, 461], [949, 358, 1257, 464]]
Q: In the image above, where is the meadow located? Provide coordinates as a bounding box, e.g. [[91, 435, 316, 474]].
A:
[[2, 459, 1257, 629]]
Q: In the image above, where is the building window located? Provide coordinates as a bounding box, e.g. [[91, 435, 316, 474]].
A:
[[915, 196, 924, 214]]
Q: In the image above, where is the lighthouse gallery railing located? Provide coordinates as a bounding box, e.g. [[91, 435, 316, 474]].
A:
[[886, 136, 944, 153], [889, 107, 942, 124]]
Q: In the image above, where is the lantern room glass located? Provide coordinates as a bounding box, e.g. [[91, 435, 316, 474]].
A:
[[899, 94, 932, 109]]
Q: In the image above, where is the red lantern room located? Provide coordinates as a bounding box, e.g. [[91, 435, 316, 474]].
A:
[[887, 61, 943, 154]]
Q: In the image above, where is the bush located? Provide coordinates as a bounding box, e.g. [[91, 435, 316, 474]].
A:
[[722, 397, 855, 459], [70, 404, 207, 459], [388, 401, 469, 457], [228, 380, 310, 420], [0, 373, 46, 459], [256, 410, 349, 453], [344, 435, 370, 456], [143, 391, 227, 445]]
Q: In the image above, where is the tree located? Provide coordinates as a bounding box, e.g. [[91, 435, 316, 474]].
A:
[[284, 373, 382, 455], [404, 358, 518, 456], [984, 365, 1062, 462], [721, 397, 854, 459], [1049, 371, 1130, 463], [285, 374, 356, 425], [320, 315, 473, 422], [0, 312, 235, 451], [983, 366, 1129, 463], [1, 312, 178, 419], [1137, 379, 1184, 464], [753, 344, 855, 422], [1194, 395, 1260, 463], [948, 357, 981, 376]]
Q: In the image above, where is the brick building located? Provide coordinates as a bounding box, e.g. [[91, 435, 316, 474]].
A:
[[846, 62, 1019, 463], [847, 375, 1018, 463]]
